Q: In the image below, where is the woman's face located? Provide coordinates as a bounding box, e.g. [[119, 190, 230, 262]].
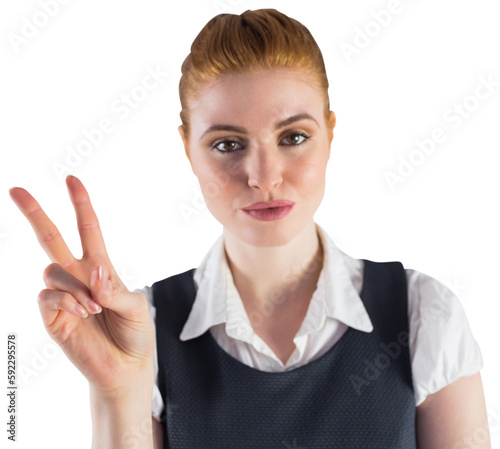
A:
[[179, 67, 336, 247]]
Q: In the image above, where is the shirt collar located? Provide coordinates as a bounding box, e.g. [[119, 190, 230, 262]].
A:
[[179, 234, 227, 341], [179, 223, 373, 341], [317, 223, 374, 333]]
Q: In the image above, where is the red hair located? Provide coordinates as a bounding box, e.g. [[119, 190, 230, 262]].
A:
[[179, 8, 330, 138]]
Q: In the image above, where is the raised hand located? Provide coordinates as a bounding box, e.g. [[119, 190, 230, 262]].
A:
[[8, 175, 154, 397]]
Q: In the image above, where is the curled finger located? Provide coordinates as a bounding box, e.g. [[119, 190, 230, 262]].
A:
[[43, 262, 102, 315], [37, 288, 90, 322]]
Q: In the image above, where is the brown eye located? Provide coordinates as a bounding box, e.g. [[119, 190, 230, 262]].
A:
[[281, 132, 309, 146], [213, 140, 243, 153]]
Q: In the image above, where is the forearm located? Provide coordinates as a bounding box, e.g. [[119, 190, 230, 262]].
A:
[[89, 365, 155, 449]]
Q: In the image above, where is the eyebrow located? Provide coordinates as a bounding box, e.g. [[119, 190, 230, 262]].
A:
[[200, 113, 319, 138]]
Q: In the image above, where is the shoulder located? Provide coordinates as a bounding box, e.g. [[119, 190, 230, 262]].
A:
[[404, 268, 479, 341], [405, 268, 460, 330], [403, 267, 484, 406]]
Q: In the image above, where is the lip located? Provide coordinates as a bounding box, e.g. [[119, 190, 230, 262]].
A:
[[243, 200, 295, 210], [241, 202, 295, 222]]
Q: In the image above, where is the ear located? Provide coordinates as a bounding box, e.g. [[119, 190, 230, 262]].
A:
[[178, 125, 198, 178], [178, 124, 190, 161], [327, 110, 336, 146]]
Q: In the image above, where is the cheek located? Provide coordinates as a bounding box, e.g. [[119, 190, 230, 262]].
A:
[[289, 152, 328, 192], [195, 159, 239, 211]]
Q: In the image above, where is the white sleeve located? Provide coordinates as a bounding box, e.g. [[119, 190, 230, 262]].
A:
[[406, 269, 484, 407], [133, 285, 164, 422]]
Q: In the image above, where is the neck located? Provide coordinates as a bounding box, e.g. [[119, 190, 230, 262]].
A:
[[222, 221, 324, 315]]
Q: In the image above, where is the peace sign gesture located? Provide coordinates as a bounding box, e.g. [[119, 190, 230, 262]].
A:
[[8, 175, 154, 397]]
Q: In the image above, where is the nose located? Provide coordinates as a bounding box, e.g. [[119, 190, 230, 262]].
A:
[[245, 143, 283, 191]]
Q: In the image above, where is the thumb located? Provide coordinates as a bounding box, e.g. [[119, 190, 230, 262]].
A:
[[89, 265, 146, 318]]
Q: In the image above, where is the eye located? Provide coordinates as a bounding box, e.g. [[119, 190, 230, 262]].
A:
[[210, 132, 310, 155], [280, 132, 310, 146], [212, 139, 244, 154]]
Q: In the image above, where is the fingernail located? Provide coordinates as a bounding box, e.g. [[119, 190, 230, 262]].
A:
[[99, 266, 108, 289], [76, 304, 88, 318], [88, 298, 102, 313]]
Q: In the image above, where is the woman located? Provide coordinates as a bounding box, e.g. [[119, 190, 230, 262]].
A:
[[8, 8, 490, 449]]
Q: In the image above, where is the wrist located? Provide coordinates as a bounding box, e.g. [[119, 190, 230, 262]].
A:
[[89, 357, 155, 401], [89, 369, 155, 449], [89, 378, 153, 405]]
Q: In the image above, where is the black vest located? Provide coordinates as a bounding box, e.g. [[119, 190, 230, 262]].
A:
[[152, 259, 417, 448]]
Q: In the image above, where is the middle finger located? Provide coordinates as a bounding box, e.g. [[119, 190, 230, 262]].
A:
[[65, 175, 109, 259]]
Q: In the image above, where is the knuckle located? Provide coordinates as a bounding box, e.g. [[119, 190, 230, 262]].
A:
[[38, 230, 61, 244], [78, 221, 100, 232], [43, 262, 61, 280], [130, 292, 149, 315], [61, 258, 77, 270], [82, 249, 106, 259], [109, 279, 122, 295], [104, 276, 123, 297], [134, 292, 148, 306], [37, 289, 50, 304], [60, 292, 78, 310], [59, 291, 73, 304]]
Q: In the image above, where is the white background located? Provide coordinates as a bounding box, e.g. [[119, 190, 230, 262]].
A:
[[1, 0, 499, 447]]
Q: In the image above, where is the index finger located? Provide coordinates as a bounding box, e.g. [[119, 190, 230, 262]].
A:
[[65, 175, 108, 259], [8, 187, 76, 268]]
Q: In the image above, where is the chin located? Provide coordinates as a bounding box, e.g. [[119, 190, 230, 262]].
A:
[[227, 219, 306, 248], [243, 233, 292, 248]]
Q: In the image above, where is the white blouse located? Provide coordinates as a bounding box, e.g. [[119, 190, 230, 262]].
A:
[[134, 222, 484, 421]]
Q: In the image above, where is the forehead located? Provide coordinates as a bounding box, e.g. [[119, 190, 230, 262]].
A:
[[189, 68, 324, 135]]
